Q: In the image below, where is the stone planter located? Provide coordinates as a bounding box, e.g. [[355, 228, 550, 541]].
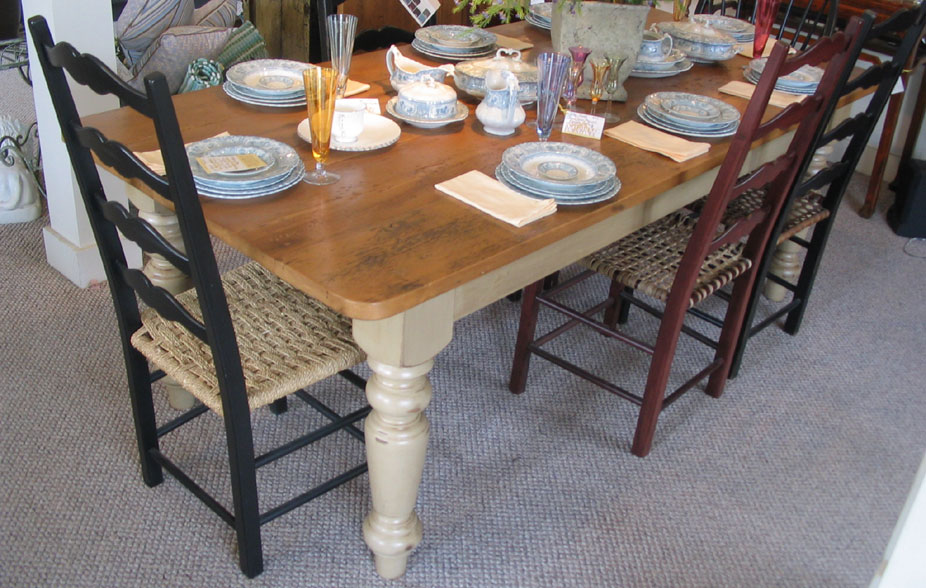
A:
[[551, 2, 650, 101]]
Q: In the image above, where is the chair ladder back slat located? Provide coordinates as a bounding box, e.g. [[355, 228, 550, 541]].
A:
[[122, 267, 208, 341], [74, 126, 171, 197], [100, 199, 191, 274], [46, 42, 153, 115]]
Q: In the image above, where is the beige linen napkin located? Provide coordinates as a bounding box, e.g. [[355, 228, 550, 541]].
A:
[[719, 80, 806, 109], [134, 132, 231, 175], [344, 79, 371, 97], [494, 33, 533, 51], [604, 121, 710, 163], [435, 170, 556, 227]]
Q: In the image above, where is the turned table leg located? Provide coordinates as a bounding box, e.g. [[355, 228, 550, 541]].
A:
[[763, 143, 831, 301], [352, 293, 454, 579], [127, 187, 196, 410]]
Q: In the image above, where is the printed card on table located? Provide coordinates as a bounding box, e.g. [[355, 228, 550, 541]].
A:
[[562, 111, 606, 140], [196, 154, 267, 175], [400, 0, 440, 26]]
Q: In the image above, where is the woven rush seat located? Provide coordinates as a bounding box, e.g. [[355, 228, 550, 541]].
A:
[[581, 212, 752, 309], [690, 188, 831, 245], [131, 262, 365, 415]]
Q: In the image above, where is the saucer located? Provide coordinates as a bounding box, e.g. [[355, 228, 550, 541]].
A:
[[297, 113, 402, 152], [385, 97, 469, 128]]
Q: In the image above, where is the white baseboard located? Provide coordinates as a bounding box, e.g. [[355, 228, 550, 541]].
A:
[[43, 226, 142, 288]]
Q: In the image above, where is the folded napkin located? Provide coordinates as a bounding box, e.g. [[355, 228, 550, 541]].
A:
[[134, 132, 230, 175], [344, 79, 371, 97], [719, 80, 806, 109], [435, 170, 556, 227], [604, 121, 710, 163], [737, 42, 797, 59], [494, 33, 533, 51]]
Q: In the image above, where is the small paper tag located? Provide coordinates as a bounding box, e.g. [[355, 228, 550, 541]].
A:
[[893, 77, 904, 95], [196, 153, 266, 175], [352, 98, 382, 115], [562, 111, 606, 140]]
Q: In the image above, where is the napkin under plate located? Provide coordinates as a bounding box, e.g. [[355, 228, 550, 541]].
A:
[[718, 80, 807, 109], [344, 79, 371, 97], [435, 170, 556, 227], [604, 121, 710, 163], [494, 33, 533, 51], [134, 132, 231, 175]]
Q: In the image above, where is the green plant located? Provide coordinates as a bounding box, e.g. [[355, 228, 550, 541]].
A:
[[453, 0, 653, 28]]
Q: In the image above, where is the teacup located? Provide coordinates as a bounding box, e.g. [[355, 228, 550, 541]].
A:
[[332, 99, 365, 143], [638, 31, 673, 63]]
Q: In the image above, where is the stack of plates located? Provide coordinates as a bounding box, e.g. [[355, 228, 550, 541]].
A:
[[495, 142, 621, 206], [690, 15, 755, 43], [526, 3, 552, 30], [745, 58, 822, 95], [630, 49, 694, 79], [223, 59, 312, 107], [412, 25, 497, 61], [637, 92, 740, 138], [186, 135, 306, 199]]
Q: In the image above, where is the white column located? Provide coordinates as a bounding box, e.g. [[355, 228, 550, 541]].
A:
[[23, 0, 140, 287]]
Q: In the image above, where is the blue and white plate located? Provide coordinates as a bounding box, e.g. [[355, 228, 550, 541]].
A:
[[644, 92, 740, 130], [223, 82, 306, 107], [630, 59, 694, 78], [411, 39, 497, 61], [187, 135, 302, 190], [226, 59, 312, 97], [196, 163, 306, 199], [415, 25, 497, 50], [495, 164, 620, 206], [638, 104, 738, 138], [690, 15, 755, 43], [502, 142, 617, 192]]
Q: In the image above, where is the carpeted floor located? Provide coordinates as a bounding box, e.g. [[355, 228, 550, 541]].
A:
[[1, 171, 925, 587]]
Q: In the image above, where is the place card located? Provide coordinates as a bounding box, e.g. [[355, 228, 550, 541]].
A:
[[562, 111, 606, 140], [196, 153, 267, 175]]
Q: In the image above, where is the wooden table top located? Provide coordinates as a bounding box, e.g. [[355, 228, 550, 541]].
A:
[[82, 18, 860, 321]]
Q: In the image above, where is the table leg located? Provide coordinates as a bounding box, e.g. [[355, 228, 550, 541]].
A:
[[352, 293, 454, 579], [127, 187, 196, 410]]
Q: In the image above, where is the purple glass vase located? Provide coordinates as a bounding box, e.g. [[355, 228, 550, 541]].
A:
[[563, 45, 592, 110]]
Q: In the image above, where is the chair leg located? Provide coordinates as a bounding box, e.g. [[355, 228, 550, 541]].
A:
[[509, 279, 544, 394], [126, 351, 163, 486], [222, 408, 264, 577], [630, 299, 687, 457], [602, 282, 631, 328], [706, 272, 758, 399], [269, 397, 288, 414], [783, 216, 832, 335]]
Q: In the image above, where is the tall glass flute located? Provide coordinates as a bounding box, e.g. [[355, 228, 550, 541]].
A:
[[535, 52, 571, 142], [302, 66, 340, 185], [601, 55, 625, 124], [589, 59, 611, 117], [326, 13, 358, 97]]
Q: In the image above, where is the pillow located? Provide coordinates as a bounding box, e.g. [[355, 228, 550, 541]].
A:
[[116, 0, 195, 65], [124, 25, 232, 93], [192, 0, 238, 28]]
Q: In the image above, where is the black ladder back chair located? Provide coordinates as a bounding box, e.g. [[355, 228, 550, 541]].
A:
[[724, 2, 926, 376], [28, 15, 370, 578], [694, 0, 840, 50], [510, 19, 865, 458]]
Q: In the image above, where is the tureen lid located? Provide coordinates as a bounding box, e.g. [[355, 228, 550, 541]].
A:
[[455, 49, 538, 82], [398, 75, 457, 103], [655, 21, 737, 47]]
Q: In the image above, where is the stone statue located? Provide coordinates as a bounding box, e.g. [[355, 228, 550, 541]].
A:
[[0, 115, 42, 224]]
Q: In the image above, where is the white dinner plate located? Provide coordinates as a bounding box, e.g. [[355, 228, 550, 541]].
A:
[[297, 113, 402, 152]]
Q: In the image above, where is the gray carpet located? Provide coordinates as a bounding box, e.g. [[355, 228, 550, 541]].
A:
[[1, 174, 925, 588]]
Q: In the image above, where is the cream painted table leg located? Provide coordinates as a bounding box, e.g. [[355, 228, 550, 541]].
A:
[[352, 293, 454, 579], [126, 186, 196, 410], [763, 143, 832, 302]]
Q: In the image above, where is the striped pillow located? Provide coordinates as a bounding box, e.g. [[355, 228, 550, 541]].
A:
[[115, 0, 195, 64], [192, 0, 239, 28], [125, 25, 232, 93]]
